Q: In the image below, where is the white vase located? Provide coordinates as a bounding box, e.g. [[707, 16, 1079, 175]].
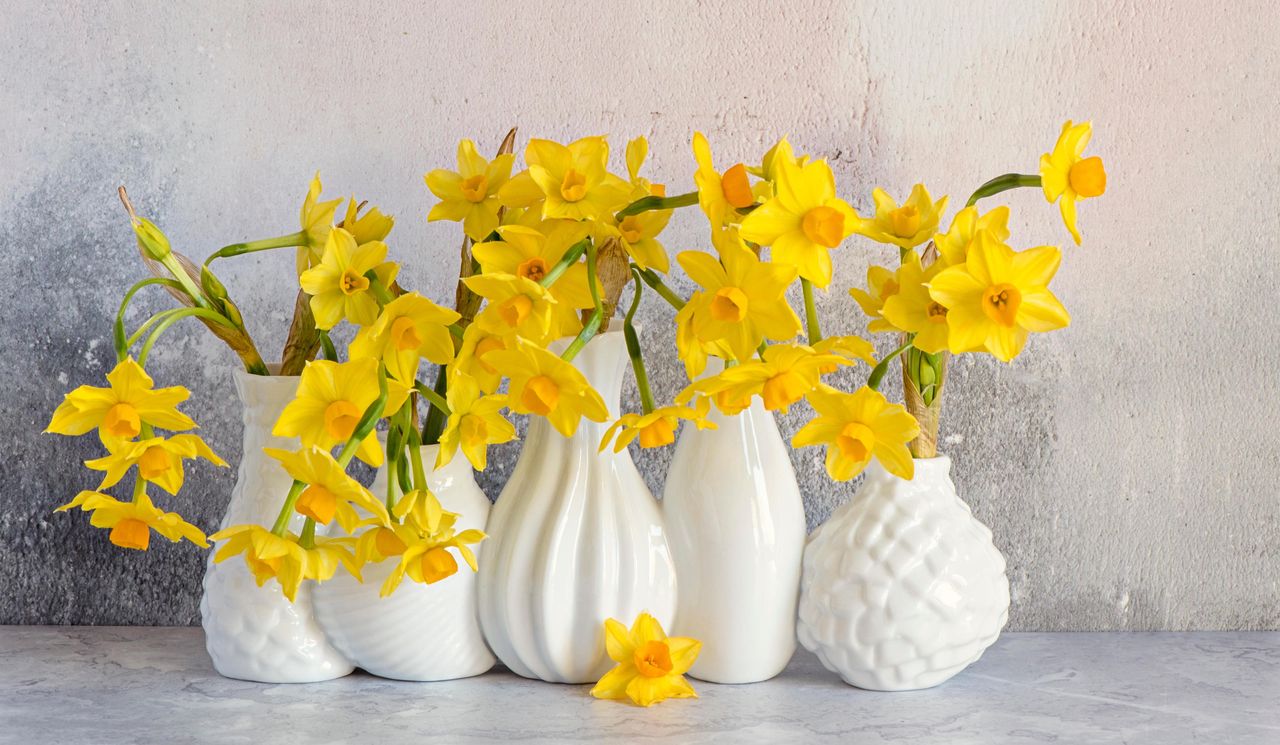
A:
[[662, 398, 805, 683], [199, 369, 354, 683], [478, 330, 678, 683], [796, 455, 1010, 691], [311, 442, 495, 681]]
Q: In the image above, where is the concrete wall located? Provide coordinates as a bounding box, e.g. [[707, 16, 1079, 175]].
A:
[[2, 0, 1276, 629]]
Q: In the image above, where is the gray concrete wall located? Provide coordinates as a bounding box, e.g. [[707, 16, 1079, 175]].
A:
[[2, 0, 1276, 629]]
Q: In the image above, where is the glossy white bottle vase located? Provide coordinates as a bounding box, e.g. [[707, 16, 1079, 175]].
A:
[[662, 398, 805, 683], [478, 330, 678, 683], [200, 369, 353, 683], [797, 455, 1010, 691], [312, 442, 495, 681]]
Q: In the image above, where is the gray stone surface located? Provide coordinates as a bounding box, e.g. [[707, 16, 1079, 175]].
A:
[[2, 1, 1278, 629], [1, 627, 1277, 744]]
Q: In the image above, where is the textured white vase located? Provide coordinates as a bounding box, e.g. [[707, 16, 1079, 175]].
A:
[[478, 330, 678, 683], [797, 455, 1010, 691], [662, 398, 805, 684], [311, 442, 495, 681], [200, 369, 354, 683]]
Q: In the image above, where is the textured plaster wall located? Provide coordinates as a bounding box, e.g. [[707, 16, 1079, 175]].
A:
[[2, 0, 1276, 630]]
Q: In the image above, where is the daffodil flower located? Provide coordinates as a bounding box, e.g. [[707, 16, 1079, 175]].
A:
[[851, 184, 948, 250], [692, 132, 757, 227], [57, 491, 207, 551], [599, 405, 713, 453], [1039, 120, 1106, 245], [84, 434, 226, 496], [273, 358, 411, 467], [928, 232, 1071, 362], [297, 172, 343, 275], [880, 253, 952, 354], [523, 137, 631, 222], [266, 445, 390, 532], [210, 524, 360, 602], [935, 205, 1010, 266], [349, 292, 461, 383], [426, 139, 515, 241], [473, 222, 594, 337], [591, 612, 701, 707], [451, 325, 514, 394], [299, 228, 399, 329], [679, 344, 847, 414], [849, 264, 903, 333], [792, 385, 920, 481], [486, 340, 609, 437], [339, 197, 395, 246], [356, 494, 485, 597], [465, 273, 560, 344], [46, 358, 196, 443], [436, 373, 517, 471]]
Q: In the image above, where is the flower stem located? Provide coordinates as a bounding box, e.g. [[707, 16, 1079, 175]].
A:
[[867, 339, 913, 391], [633, 265, 686, 310], [965, 173, 1042, 207], [367, 275, 396, 304], [414, 380, 451, 416], [317, 330, 338, 361], [801, 278, 822, 344], [539, 238, 590, 288], [420, 366, 449, 446], [113, 278, 186, 362], [137, 307, 237, 367], [299, 518, 317, 549], [614, 190, 699, 221], [561, 242, 603, 362], [624, 270, 656, 413], [204, 231, 308, 266]]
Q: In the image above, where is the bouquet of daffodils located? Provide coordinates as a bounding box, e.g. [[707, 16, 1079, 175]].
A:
[[45, 121, 1104, 608]]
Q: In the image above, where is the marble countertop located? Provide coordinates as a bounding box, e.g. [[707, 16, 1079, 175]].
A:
[[1, 628, 1276, 744]]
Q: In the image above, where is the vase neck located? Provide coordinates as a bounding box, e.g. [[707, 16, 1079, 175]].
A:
[[232, 369, 300, 432], [867, 454, 953, 487]]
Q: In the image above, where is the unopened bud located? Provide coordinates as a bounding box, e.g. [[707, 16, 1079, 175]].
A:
[[132, 217, 171, 261]]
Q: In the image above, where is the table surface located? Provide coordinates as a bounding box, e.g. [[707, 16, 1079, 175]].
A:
[[1, 627, 1276, 745]]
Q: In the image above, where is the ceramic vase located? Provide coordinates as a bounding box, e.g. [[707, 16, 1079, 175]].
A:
[[199, 369, 354, 683], [662, 397, 805, 683], [478, 330, 678, 683], [796, 455, 1010, 691], [311, 442, 495, 681]]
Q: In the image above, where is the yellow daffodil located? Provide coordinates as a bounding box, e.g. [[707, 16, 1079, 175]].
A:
[[297, 172, 343, 275], [436, 374, 517, 471], [349, 292, 461, 382], [339, 197, 394, 245], [792, 385, 920, 481], [486, 340, 608, 437], [47, 358, 196, 442], [273, 358, 411, 467], [299, 228, 399, 329], [677, 235, 801, 361], [56, 491, 207, 551], [265, 445, 390, 532], [812, 335, 877, 369], [591, 612, 701, 707], [935, 205, 1010, 266], [1040, 120, 1106, 245], [465, 273, 560, 344], [608, 209, 673, 274], [849, 264, 902, 333], [673, 292, 732, 381], [880, 253, 952, 354], [851, 184, 948, 250], [357, 494, 485, 596], [750, 136, 808, 183], [473, 222, 594, 336], [210, 524, 360, 602], [625, 136, 666, 199], [928, 232, 1071, 362], [84, 434, 225, 496], [738, 152, 857, 287], [692, 132, 757, 227], [679, 344, 846, 414], [599, 405, 712, 453], [524, 137, 631, 222], [426, 139, 515, 241], [451, 324, 514, 394]]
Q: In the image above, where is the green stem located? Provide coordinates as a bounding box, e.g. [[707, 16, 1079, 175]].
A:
[[156, 254, 211, 310], [270, 481, 307, 535], [561, 242, 603, 362], [539, 238, 590, 288], [623, 270, 655, 413], [317, 330, 338, 361], [407, 424, 428, 490], [385, 454, 400, 516], [137, 307, 237, 367], [614, 191, 699, 221], [867, 339, 913, 391], [633, 265, 686, 310], [113, 278, 186, 361], [205, 230, 308, 266], [421, 367, 449, 445], [299, 518, 316, 549], [367, 275, 396, 304], [447, 323, 465, 341], [414, 380, 451, 416], [965, 173, 1042, 207], [801, 278, 822, 344]]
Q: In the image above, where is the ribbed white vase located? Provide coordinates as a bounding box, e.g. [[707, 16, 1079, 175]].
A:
[[311, 442, 495, 681], [662, 398, 805, 683], [478, 330, 678, 683], [797, 455, 1010, 691], [199, 369, 354, 683]]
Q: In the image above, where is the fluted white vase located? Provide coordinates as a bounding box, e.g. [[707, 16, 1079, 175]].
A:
[[478, 330, 678, 683], [200, 369, 354, 683], [311, 442, 495, 681], [662, 398, 805, 683], [797, 455, 1010, 691]]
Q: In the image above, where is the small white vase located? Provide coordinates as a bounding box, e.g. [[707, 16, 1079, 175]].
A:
[[796, 455, 1010, 691], [662, 398, 805, 684], [199, 369, 354, 683], [478, 330, 678, 683], [311, 442, 495, 681]]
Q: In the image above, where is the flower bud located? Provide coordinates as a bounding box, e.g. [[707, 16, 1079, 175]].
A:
[[132, 217, 171, 261]]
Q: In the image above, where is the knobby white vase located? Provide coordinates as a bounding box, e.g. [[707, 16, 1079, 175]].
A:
[[199, 369, 354, 683], [662, 398, 805, 684], [478, 330, 678, 683], [311, 442, 495, 681], [796, 455, 1010, 691]]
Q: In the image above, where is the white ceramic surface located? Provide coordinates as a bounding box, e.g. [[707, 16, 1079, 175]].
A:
[[662, 397, 805, 683], [311, 443, 495, 681], [478, 330, 678, 683], [797, 455, 1010, 691], [199, 369, 354, 683]]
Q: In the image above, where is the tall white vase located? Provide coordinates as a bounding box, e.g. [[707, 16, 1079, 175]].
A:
[[311, 442, 495, 681], [199, 369, 354, 683], [797, 455, 1010, 691], [662, 398, 805, 683], [478, 330, 678, 683]]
